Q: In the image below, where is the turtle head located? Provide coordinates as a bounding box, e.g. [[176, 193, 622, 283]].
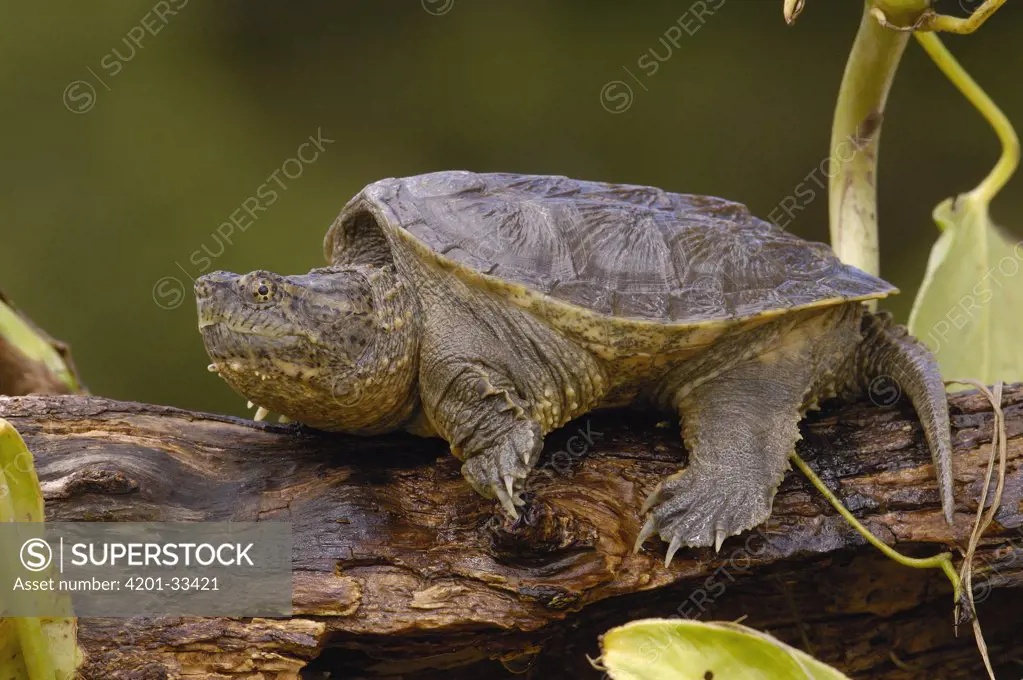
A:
[[195, 264, 420, 433]]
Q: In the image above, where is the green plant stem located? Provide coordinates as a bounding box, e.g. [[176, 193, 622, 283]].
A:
[[790, 452, 961, 601], [828, 3, 911, 284], [914, 32, 1019, 206], [869, 0, 929, 23], [921, 0, 1006, 34]]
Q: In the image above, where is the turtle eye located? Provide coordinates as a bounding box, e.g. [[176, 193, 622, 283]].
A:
[[253, 281, 274, 302]]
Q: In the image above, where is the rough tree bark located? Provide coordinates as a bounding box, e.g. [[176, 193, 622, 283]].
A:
[[0, 387, 1021, 679]]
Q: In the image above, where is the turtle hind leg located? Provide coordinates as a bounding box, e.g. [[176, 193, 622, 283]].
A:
[[851, 311, 955, 524], [638, 305, 864, 564], [638, 345, 814, 564]]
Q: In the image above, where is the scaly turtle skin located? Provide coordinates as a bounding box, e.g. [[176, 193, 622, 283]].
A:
[[195, 171, 955, 563]]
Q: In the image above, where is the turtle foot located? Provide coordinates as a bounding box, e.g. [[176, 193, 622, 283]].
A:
[[461, 423, 541, 520], [635, 468, 774, 565]]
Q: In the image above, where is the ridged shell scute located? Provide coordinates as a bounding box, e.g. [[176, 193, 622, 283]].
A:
[[325, 171, 895, 354]]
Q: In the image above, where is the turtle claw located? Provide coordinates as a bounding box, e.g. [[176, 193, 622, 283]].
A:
[[639, 468, 774, 564], [633, 516, 657, 553], [461, 427, 540, 520], [495, 483, 520, 519], [497, 475, 523, 518], [664, 535, 683, 567], [640, 487, 659, 515]]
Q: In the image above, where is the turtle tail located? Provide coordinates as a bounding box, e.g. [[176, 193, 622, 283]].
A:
[[852, 310, 955, 525]]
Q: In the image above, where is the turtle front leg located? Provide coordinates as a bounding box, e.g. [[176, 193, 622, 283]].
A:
[[638, 342, 821, 564], [416, 291, 609, 519], [421, 357, 544, 518]]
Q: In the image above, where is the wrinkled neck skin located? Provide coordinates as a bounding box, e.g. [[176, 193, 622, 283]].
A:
[[197, 264, 421, 435]]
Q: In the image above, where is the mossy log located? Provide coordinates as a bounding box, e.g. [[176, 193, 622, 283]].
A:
[[0, 387, 1021, 679]]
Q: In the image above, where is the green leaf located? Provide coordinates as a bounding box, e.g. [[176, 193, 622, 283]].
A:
[[0, 299, 79, 393], [0, 418, 45, 522], [598, 619, 850, 680], [907, 195, 1023, 389], [0, 419, 83, 680]]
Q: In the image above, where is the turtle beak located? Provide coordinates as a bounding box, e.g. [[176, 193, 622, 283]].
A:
[[195, 271, 240, 329]]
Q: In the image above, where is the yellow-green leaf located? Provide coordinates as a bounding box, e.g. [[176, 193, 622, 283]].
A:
[[0, 418, 83, 680], [0, 418, 45, 522], [907, 195, 1023, 389], [598, 619, 850, 680], [0, 300, 79, 393]]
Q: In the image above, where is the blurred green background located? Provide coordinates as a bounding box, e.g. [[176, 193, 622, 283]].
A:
[[2, 0, 1020, 417]]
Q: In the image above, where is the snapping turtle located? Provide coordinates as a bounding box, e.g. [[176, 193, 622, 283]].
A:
[[195, 171, 954, 562]]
